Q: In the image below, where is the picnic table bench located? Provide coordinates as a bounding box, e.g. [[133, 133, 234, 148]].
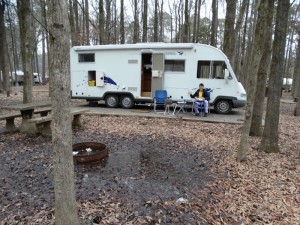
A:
[[27, 109, 89, 136], [1, 102, 52, 133], [0, 107, 52, 133]]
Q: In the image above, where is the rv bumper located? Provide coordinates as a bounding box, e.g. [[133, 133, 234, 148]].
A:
[[232, 99, 246, 108]]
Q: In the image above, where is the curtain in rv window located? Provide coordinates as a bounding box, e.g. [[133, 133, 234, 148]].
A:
[[197, 61, 226, 79], [165, 60, 185, 72], [78, 53, 95, 62]]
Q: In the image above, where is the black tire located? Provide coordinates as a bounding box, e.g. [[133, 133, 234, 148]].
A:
[[214, 99, 232, 114], [105, 94, 119, 108], [120, 95, 134, 109]]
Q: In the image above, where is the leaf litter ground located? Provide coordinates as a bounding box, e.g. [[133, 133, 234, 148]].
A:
[[0, 89, 299, 225]]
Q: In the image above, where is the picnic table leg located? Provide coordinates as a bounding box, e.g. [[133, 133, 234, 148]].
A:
[[5, 118, 18, 132], [72, 115, 82, 128], [40, 121, 52, 137], [20, 109, 37, 134]]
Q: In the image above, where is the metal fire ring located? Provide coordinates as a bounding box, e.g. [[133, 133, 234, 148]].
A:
[[72, 142, 108, 164]]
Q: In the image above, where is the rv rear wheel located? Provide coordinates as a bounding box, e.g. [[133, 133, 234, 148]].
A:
[[214, 99, 232, 114], [120, 95, 134, 109], [105, 94, 119, 108]]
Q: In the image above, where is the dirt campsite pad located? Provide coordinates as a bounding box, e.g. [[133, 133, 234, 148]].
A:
[[0, 87, 300, 224]]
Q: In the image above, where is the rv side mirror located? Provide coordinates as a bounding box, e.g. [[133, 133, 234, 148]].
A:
[[225, 69, 232, 80]]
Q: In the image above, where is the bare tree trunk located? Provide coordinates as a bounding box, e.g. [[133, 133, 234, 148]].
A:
[[7, 3, 19, 91], [113, 0, 117, 44], [132, 0, 139, 43], [250, 0, 274, 136], [99, 0, 105, 44], [192, 0, 198, 43], [48, 0, 79, 224], [142, 0, 148, 42], [153, 0, 158, 42], [232, 0, 248, 71], [159, 0, 164, 41], [293, 30, 300, 116], [196, 0, 201, 43], [0, 0, 10, 96], [84, 0, 89, 45], [182, 0, 189, 42], [210, 0, 218, 47], [120, 0, 125, 44], [237, 0, 250, 84], [73, 0, 80, 45], [69, 0, 75, 46], [237, 0, 269, 162], [17, 0, 33, 103], [259, 0, 290, 153], [223, 0, 237, 62], [105, 0, 111, 43], [42, 31, 46, 84]]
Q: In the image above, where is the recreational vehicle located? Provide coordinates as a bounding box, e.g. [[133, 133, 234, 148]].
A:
[[70, 43, 246, 114]]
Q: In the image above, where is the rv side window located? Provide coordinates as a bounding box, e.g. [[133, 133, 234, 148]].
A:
[[212, 61, 226, 79], [165, 60, 185, 72], [78, 53, 95, 63], [197, 61, 227, 79], [197, 61, 210, 78]]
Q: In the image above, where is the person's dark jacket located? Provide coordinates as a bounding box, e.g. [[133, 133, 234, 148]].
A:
[[190, 88, 210, 101]]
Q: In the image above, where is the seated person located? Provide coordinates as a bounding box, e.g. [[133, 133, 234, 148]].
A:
[[188, 83, 210, 117]]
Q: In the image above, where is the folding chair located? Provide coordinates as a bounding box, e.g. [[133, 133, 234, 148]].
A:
[[153, 90, 177, 115]]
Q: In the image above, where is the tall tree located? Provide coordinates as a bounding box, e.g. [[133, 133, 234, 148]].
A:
[[192, 0, 198, 43], [99, 0, 105, 44], [105, 0, 111, 42], [48, 0, 79, 224], [293, 30, 300, 116], [0, 0, 10, 96], [223, 0, 237, 62], [237, 0, 269, 161], [84, 0, 89, 45], [153, 0, 158, 41], [250, 0, 274, 136], [259, 0, 290, 153], [159, 0, 164, 41], [210, 0, 218, 47], [233, 0, 249, 71], [132, 0, 139, 43], [182, 0, 189, 42], [142, 0, 148, 42], [17, 0, 33, 103], [120, 0, 125, 44]]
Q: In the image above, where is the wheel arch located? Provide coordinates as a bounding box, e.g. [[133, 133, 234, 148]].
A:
[[212, 96, 237, 105]]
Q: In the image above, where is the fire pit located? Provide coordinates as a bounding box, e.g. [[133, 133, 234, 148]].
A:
[[72, 142, 108, 164]]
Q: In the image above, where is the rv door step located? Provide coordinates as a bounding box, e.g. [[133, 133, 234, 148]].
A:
[[141, 92, 151, 97]]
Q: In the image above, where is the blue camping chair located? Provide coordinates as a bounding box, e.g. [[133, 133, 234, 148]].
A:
[[153, 90, 177, 115]]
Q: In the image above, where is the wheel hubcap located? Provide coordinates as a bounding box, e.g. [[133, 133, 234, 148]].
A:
[[218, 101, 229, 112], [122, 97, 131, 107], [107, 97, 116, 106]]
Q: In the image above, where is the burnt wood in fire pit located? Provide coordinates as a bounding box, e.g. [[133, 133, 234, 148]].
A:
[[72, 142, 108, 164]]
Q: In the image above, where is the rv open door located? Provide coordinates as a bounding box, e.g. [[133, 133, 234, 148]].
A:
[[151, 53, 164, 95], [96, 71, 105, 86]]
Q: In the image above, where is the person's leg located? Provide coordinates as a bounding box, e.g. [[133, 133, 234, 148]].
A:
[[204, 100, 209, 113], [193, 101, 200, 114]]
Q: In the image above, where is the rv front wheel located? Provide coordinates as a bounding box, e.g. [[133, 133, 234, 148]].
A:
[[120, 95, 134, 109], [105, 94, 119, 108], [214, 99, 232, 114]]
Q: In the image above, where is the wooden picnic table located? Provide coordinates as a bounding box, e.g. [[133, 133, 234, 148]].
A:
[[2, 101, 52, 119], [2, 101, 52, 133]]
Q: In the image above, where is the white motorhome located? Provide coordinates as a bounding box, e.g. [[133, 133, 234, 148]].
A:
[[70, 43, 246, 114]]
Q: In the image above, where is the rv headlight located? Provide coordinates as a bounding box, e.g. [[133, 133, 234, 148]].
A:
[[240, 93, 246, 98]]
